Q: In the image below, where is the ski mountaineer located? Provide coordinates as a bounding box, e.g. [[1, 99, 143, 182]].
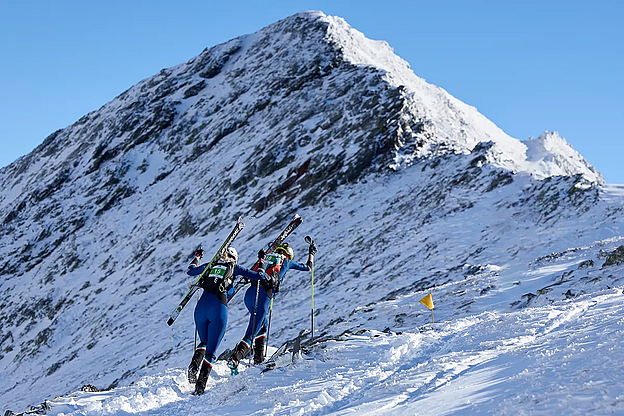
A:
[[227, 241, 317, 369], [186, 245, 268, 395]]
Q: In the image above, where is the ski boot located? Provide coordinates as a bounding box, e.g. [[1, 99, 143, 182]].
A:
[[187, 346, 206, 384], [254, 336, 266, 364], [194, 359, 212, 395], [227, 341, 250, 374]]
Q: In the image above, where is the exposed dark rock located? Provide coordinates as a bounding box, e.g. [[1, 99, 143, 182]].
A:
[[183, 80, 206, 99], [602, 246, 624, 267], [578, 260, 594, 269]]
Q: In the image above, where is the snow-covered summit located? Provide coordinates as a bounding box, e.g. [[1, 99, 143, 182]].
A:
[[523, 130, 603, 182], [305, 11, 601, 182], [0, 11, 620, 414]]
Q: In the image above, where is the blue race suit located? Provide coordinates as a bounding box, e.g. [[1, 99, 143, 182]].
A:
[[240, 257, 310, 348], [188, 261, 264, 367]]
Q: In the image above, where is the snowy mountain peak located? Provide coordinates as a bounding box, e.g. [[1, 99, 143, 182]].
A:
[[294, 12, 603, 183], [522, 130, 603, 183]]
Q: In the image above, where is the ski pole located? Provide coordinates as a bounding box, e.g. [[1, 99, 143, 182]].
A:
[[265, 297, 274, 358], [310, 265, 314, 342], [305, 235, 315, 342]]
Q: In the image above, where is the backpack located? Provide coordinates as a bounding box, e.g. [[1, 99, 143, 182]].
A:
[[255, 253, 285, 289], [202, 261, 235, 294]]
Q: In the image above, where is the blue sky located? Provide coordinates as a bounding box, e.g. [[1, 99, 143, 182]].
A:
[[1, 0, 622, 182]]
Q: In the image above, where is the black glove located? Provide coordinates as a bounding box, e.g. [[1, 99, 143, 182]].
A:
[[308, 243, 317, 256], [194, 247, 204, 258], [258, 249, 266, 259]]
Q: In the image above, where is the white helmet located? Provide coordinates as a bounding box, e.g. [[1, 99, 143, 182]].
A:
[[226, 246, 238, 263]]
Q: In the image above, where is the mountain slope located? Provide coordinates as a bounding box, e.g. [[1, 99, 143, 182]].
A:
[[0, 11, 621, 413], [5, 175, 624, 415]]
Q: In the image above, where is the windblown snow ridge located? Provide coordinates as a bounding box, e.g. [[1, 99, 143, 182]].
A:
[[315, 11, 602, 182]]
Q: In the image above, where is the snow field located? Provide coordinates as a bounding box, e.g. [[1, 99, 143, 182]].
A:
[[38, 284, 622, 416]]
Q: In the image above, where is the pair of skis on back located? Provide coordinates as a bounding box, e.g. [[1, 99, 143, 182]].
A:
[[166, 214, 303, 326]]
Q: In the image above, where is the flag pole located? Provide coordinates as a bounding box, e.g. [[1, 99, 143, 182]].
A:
[[419, 292, 434, 324]]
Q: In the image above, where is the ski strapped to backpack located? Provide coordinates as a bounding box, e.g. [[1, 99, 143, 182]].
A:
[[167, 217, 245, 326], [227, 214, 303, 302]]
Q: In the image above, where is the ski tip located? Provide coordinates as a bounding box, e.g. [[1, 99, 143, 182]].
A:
[[237, 216, 246, 228], [167, 317, 175, 326], [260, 363, 276, 373]]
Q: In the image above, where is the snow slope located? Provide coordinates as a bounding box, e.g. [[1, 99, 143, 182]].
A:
[[12, 180, 624, 415], [0, 10, 622, 415]]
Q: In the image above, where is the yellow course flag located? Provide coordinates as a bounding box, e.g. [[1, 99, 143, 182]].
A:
[[419, 293, 434, 310]]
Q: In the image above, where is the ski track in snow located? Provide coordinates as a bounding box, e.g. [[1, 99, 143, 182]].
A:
[[39, 290, 623, 416]]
